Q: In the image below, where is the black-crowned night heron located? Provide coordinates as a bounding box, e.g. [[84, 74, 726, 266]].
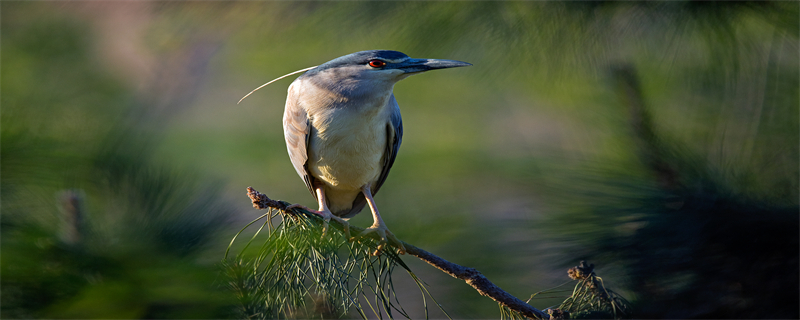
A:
[[242, 50, 471, 254]]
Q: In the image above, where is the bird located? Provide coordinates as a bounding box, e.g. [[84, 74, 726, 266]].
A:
[[242, 50, 471, 254]]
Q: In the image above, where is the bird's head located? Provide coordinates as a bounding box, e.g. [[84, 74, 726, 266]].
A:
[[302, 50, 472, 94], [238, 50, 471, 104]]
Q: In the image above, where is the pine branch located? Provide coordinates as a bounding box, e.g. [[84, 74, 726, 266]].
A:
[[246, 187, 549, 319]]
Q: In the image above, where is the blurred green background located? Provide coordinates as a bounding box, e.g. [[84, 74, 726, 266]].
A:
[[2, 1, 797, 318]]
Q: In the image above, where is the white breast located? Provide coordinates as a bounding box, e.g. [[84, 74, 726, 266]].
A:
[[290, 74, 393, 212], [308, 106, 388, 191], [299, 79, 394, 212]]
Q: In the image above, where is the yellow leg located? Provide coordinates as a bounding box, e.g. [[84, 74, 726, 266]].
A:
[[354, 185, 406, 255], [286, 186, 350, 239]]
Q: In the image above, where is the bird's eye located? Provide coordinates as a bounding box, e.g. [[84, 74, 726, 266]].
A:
[[368, 59, 386, 68]]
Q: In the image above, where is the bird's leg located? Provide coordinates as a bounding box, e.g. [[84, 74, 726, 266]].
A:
[[311, 187, 351, 239], [286, 187, 350, 239], [354, 185, 406, 255]]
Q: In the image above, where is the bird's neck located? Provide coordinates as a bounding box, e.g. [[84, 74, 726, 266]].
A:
[[309, 79, 396, 113]]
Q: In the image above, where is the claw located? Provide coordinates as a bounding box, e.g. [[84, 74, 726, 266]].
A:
[[326, 214, 351, 239], [285, 203, 351, 239], [353, 224, 406, 255], [354, 185, 406, 255]]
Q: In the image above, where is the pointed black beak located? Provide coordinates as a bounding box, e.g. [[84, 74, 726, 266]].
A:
[[394, 58, 472, 74]]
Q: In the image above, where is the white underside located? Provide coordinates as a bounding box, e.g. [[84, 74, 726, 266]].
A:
[[307, 102, 389, 214]]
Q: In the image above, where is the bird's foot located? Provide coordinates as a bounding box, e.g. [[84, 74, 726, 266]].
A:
[[352, 224, 406, 256], [285, 204, 351, 239]]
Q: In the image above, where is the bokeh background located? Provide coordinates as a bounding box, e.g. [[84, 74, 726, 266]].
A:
[[2, 1, 797, 319]]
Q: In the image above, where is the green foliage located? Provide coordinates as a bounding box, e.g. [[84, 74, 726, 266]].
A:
[[558, 276, 630, 318], [539, 50, 798, 319], [510, 262, 631, 320], [3, 1, 797, 318], [1, 3, 239, 318], [224, 209, 447, 319]]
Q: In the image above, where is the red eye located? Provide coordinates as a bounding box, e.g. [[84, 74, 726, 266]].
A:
[[368, 59, 386, 68]]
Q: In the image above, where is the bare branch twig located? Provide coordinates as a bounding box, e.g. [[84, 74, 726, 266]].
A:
[[246, 187, 548, 319]]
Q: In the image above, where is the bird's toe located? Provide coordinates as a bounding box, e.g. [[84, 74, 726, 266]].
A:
[[354, 226, 405, 255], [328, 215, 351, 239], [285, 204, 351, 239], [385, 232, 406, 255]]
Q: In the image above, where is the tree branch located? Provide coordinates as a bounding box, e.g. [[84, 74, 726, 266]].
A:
[[246, 187, 548, 319]]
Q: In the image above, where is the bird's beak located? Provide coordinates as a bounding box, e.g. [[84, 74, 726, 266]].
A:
[[395, 58, 472, 74]]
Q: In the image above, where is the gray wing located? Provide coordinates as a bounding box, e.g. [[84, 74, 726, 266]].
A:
[[341, 95, 403, 218], [374, 94, 404, 194], [283, 80, 317, 198]]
